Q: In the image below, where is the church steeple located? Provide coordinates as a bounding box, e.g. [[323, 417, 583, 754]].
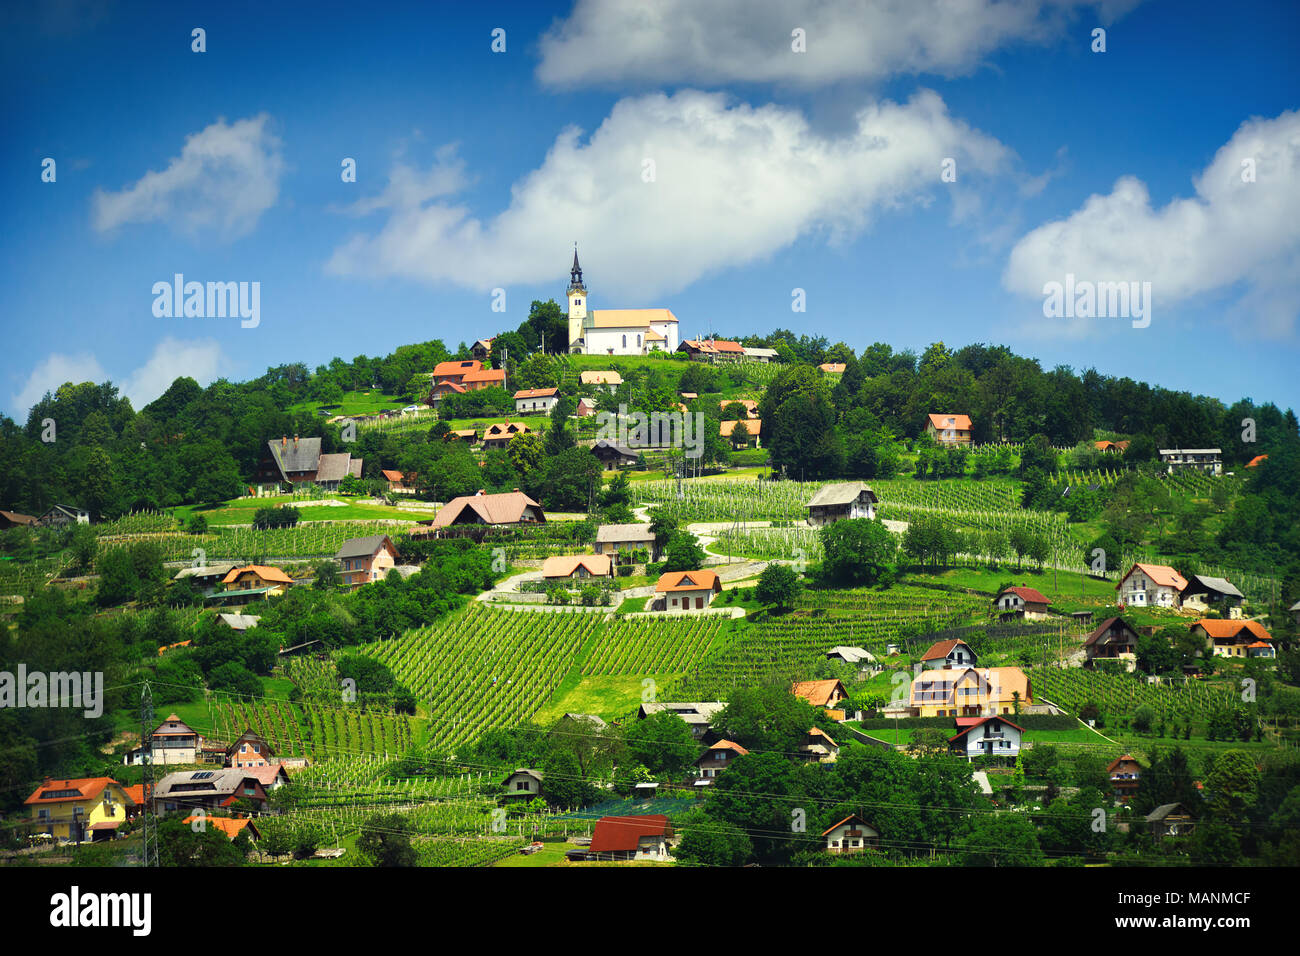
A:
[[568, 244, 586, 293]]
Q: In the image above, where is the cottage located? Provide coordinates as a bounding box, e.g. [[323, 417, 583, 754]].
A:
[[1094, 440, 1129, 453], [0, 509, 37, 529], [242, 763, 291, 791], [741, 347, 778, 363], [805, 482, 878, 526], [428, 379, 467, 404], [153, 769, 269, 815], [949, 715, 1023, 760], [1145, 803, 1195, 838], [822, 814, 879, 853], [637, 702, 725, 740], [579, 370, 623, 390], [826, 646, 875, 667], [184, 815, 261, 842], [445, 428, 480, 444], [594, 522, 657, 562], [1083, 617, 1141, 665], [925, 414, 973, 446], [791, 679, 849, 711], [919, 639, 977, 671], [574, 397, 597, 417], [678, 338, 745, 362], [994, 586, 1052, 620], [799, 727, 841, 763], [255, 436, 338, 490], [1116, 563, 1188, 609], [695, 740, 748, 781], [24, 777, 134, 843], [1180, 575, 1244, 618], [591, 439, 640, 468], [587, 814, 672, 861], [1108, 755, 1142, 801], [655, 569, 722, 611], [470, 338, 495, 361], [381, 469, 416, 494], [173, 563, 237, 595], [909, 666, 1031, 718], [334, 534, 399, 589], [481, 422, 531, 450], [1191, 619, 1274, 658], [37, 503, 90, 527], [513, 387, 560, 414], [502, 769, 544, 799], [313, 452, 363, 492], [719, 418, 761, 448], [1158, 448, 1222, 476], [542, 554, 613, 582], [429, 490, 545, 529], [213, 565, 294, 605]]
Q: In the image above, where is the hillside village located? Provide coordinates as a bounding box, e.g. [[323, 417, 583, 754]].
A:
[[1, 253, 1298, 869]]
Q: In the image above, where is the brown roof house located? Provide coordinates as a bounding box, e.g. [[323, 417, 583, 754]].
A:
[[594, 522, 658, 562], [995, 586, 1052, 620], [334, 534, 399, 590], [919, 640, 977, 671], [1108, 754, 1142, 801], [542, 554, 613, 582], [1084, 617, 1141, 668], [926, 414, 972, 445], [153, 769, 269, 815], [587, 814, 672, 862], [655, 569, 722, 611], [1192, 619, 1273, 658], [481, 422, 532, 450], [695, 740, 748, 783], [822, 814, 879, 853], [791, 679, 849, 711], [429, 490, 545, 530], [1116, 563, 1188, 610]]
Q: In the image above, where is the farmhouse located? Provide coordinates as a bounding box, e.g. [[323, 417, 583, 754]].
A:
[[799, 726, 840, 763], [24, 777, 134, 843], [381, 469, 415, 494], [1116, 563, 1188, 609], [925, 414, 973, 445], [1083, 617, 1141, 666], [574, 397, 597, 416], [1180, 575, 1244, 618], [0, 509, 36, 528], [742, 346, 778, 362], [38, 503, 91, 526], [334, 534, 399, 589], [949, 715, 1023, 760], [695, 740, 748, 780], [587, 814, 673, 862], [1191, 619, 1273, 658], [220, 565, 294, 599], [470, 338, 494, 360], [919, 639, 977, 671], [1108, 755, 1142, 801], [481, 422, 531, 450], [427, 490, 544, 530], [153, 769, 270, 815], [908, 666, 1031, 718], [431, 359, 483, 385], [428, 379, 466, 404], [513, 387, 559, 414], [995, 586, 1052, 620], [1158, 448, 1222, 476], [579, 370, 623, 390], [805, 481, 878, 526], [678, 338, 745, 362], [564, 251, 680, 355], [173, 563, 237, 595], [822, 814, 879, 853], [1094, 440, 1129, 453], [719, 418, 761, 447], [314, 451, 364, 491], [594, 522, 657, 561], [591, 439, 640, 467], [1145, 803, 1195, 838], [226, 731, 276, 769], [791, 679, 849, 711], [429, 490, 545, 529], [542, 553, 613, 581], [655, 569, 722, 611], [502, 769, 543, 799], [637, 702, 725, 740], [826, 646, 875, 666], [146, 714, 203, 765]]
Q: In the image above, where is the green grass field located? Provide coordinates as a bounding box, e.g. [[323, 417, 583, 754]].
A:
[[173, 494, 431, 526]]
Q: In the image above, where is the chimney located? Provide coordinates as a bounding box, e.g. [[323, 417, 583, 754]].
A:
[[512, 487, 520, 493], [293, 435, 299, 446], [476, 489, 485, 496], [281, 436, 287, 446]]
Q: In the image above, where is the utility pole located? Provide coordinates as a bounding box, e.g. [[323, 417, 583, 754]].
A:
[[140, 682, 159, 867]]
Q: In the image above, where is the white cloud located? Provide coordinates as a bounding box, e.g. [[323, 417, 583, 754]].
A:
[[1004, 110, 1300, 337], [326, 89, 1009, 299], [537, 0, 1141, 88], [10, 352, 107, 417], [92, 114, 284, 240], [121, 337, 224, 409], [9, 338, 224, 418]]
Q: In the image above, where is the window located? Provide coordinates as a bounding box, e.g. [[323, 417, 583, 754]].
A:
[[622, 335, 627, 348]]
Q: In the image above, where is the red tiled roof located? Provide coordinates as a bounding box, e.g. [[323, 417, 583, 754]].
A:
[[24, 777, 122, 805], [432, 360, 481, 378], [513, 387, 559, 399], [589, 814, 670, 853], [1193, 619, 1272, 642], [920, 639, 968, 661], [1118, 563, 1188, 591], [655, 569, 720, 593], [791, 679, 847, 708], [1245, 454, 1268, 467], [948, 715, 1024, 743], [222, 565, 294, 585], [927, 413, 972, 431], [999, 586, 1050, 605]]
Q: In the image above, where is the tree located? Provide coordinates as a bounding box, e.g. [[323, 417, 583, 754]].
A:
[[819, 518, 896, 586], [156, 816, 246, 867], [958, 812, 1044, 867], [624, 712, 698, 776], [755, 563, 801, 611], [713, 685, 828, 754], [1204, 750, 1259, 822], [313, 560, 340, 591], [673, 811, 753, 866], [663, 531, 706, 572], [356, 813, 417, 866]]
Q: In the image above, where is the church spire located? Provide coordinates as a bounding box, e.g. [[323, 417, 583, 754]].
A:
[[568, 243, 585, 293]]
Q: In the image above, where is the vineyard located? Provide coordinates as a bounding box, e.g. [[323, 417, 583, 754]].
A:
[[97, 520, 412, 563], [360, 605, 600, 748], [1029, 667, 1238, 724], [669, 585, 989, 698], [205, 694, 419, 760], [581, 615, 728, 676]]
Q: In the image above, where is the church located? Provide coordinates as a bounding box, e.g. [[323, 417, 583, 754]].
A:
[[565, 248, 680, 355]]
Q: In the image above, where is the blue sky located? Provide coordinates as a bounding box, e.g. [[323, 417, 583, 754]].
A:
[[3, 0, 1298, 418]]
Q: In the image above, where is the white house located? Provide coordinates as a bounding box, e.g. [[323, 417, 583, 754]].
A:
[[822, 814, 879, 853], [949, 715, 1023, 759], [805, 482, 878, 526], [994, 586, 1052, 620], [503, 769, 543, 799], [1158, 448, 1222, 476], [918, 639, 977, 670], [564, 249, 679, 355], [654, 569, 721, 611], [1116, 563, 1188, 609], [513, 387, 559, 414]]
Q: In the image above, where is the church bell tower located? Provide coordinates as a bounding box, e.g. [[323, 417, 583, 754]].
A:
[[566, 245, 587, 353]]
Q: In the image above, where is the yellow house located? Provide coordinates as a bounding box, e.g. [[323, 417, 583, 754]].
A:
[[908, 666, 1032, 718], [24, 777, 134, 842]]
